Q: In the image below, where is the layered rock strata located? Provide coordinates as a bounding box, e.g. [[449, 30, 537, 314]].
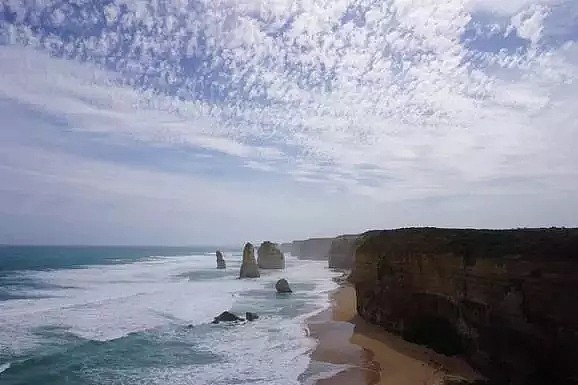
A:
[[353, 228, 578, 385]]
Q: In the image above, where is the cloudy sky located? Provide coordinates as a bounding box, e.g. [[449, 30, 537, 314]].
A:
[[0, 0, 577, 245]]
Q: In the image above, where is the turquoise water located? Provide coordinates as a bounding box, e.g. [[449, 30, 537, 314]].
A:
[[0, 246, 341, 385], [0, 246, 215, 301]]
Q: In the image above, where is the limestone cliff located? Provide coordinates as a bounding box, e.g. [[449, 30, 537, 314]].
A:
[[239, 242, 260, 278], [257, 241, 285, 269], [291, 237, 334, 260], [327, 234, 360, 269], [279, 242, 293, 254], [353, 228, 578, 385]]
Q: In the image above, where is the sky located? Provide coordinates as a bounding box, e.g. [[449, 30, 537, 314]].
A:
[[0, 0, 577, 245]]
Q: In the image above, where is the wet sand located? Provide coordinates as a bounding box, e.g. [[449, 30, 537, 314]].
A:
[[307, 280, 481, 385]]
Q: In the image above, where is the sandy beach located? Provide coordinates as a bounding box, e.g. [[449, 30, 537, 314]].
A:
[[307, 279, 481, 385]]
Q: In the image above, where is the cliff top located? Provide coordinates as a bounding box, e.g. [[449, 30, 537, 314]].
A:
[[357, 227, 578, 261]]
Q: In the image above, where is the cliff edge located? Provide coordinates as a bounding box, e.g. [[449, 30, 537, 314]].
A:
[[353, 227, 578, 385], [327, 234, 361, 269]]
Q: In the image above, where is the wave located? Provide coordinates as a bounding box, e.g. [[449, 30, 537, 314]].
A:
[[0, 253, 341, 384], [0, 362, 11, 374]]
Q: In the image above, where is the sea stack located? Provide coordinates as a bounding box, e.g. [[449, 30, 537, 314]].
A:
[[257, 241, 285, 269], [216, 250, 226, 269], [239, 242, 260, 278]]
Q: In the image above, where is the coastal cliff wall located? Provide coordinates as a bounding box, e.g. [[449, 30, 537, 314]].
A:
[[353, 228, 578, 385], [291, 238, 334, 260], [279, 242, 293, 254], [327, 234, 360, 269]]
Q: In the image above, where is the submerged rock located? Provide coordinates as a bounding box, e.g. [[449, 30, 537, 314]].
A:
[[216, 250, 226, 269], [257, 241, 285, 269], [275, 278, 292, 293], [212, 311, 244, 324], [239, 242, 260, 278], [245, 312, 259, 321]]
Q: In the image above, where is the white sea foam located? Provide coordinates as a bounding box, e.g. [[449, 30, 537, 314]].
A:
[[0, 362, 11, 374], [0, 252, 340, 384], [0, 254, 249, 350]]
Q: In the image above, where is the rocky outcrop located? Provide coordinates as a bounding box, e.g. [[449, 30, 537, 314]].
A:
[[353, 228, 578, 385], [257, 241, 285, 269], [291, 237, 334, 260], [275, 278, 293, 293], [212, 311, 259, 323], [216, 250, 226, 269], [239, 242, 260, 278], [212, 311, 244, 324], [327, 234, 360, 269], [275, 278, 292, 293]]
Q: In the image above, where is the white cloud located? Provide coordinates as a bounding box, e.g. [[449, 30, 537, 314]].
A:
[[1, 0, 578, 242], [467, 0, 563, 16], [0, 46, 282, 160], [509, 5, 549, 45]]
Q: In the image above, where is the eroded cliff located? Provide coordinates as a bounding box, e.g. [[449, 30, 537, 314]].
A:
[[291, 237, 334, 260], [353, 228, 578, 385], [327, 234, 360, 269]]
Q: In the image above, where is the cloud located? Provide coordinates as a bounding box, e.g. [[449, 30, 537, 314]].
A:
[[0, 0, 578, 243]]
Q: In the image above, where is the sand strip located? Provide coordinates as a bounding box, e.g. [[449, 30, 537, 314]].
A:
[[307, 281, 481, 385]]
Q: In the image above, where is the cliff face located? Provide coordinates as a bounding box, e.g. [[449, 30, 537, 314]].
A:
[[353, 228, 578, 385], [279, 242, 293, 254], [291, 238, 334, 260], [327, 235, 360, 269]]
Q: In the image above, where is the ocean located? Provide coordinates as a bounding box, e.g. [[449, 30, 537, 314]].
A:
[[0, 246, 342, 385]]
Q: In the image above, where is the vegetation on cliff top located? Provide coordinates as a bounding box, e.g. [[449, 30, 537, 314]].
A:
[[357, 227, 578, 261]]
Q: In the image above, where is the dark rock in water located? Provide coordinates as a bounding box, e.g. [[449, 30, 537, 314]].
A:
[[275, 278, 292, 293], [186, 324, 194, 329], [245, 312, 259, 321], [354, 227, 578, 385], [216, 250, 226, 269], [239, 242, 260, 278], [257, 241, 285, 269], [211, 311, 244, 324]]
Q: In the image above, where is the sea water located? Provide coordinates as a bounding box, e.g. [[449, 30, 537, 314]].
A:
[[0, 246, 341, 385]]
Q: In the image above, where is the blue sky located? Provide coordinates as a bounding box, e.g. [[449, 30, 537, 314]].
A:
[[1, 0, 577, 245]]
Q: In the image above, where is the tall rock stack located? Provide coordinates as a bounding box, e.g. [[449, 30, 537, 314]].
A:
[[216, 250, 226, 269], [257, 241, 285, 269], [239, 242, 260, 278]]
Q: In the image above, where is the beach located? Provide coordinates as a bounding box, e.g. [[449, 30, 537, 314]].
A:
[[308, 279, 481, 385]]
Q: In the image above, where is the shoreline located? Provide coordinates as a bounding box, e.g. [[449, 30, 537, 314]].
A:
[[305, 275, 481, 385]]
